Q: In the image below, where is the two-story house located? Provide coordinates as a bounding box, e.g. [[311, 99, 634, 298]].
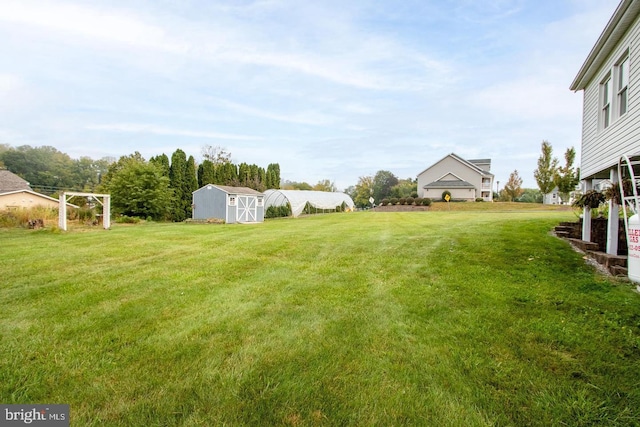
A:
[[570, 0, 640, 255], [417, 153, 494, 202]]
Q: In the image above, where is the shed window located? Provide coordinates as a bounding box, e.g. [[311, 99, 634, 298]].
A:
[[229, 196, 236, 206], [257, 198, 263, 207]]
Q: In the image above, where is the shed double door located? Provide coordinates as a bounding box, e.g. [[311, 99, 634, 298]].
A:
[[237, 196, 257, 222]]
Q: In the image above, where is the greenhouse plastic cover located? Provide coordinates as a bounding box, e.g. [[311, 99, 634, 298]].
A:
[[263, 189, 355, 218]]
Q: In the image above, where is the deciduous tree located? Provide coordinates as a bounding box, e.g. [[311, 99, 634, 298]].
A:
[[503, 170, 524, 202], [554, 147, 579, 204], [534, 140, 558, 199], [201, 145, 232, 164], [372, 170, 398, 202], [313, 179, 337, 192], [107, 160, 172, 220], [353, 175, 375, 208]]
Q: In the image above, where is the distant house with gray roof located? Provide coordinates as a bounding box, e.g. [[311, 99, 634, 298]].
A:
[[0, 169, 31, 193], [417, 153, 494, 202], [0, 169, 70, 210]]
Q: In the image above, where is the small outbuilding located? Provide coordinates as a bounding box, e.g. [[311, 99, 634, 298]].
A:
[[192, 184, 264, 224]]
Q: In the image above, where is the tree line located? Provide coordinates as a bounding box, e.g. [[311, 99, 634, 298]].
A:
[[0, 144, 281, 221], [347, 170, 417, 208]]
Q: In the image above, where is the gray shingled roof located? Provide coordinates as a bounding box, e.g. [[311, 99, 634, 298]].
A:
[[206, 184, 263, 195], [423, 180, 475, 189], [0, 170, 31, 194]]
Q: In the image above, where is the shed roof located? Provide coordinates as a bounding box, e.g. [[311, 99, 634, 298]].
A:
[[196, 184, 263, 196], [0, 169, 31, 194]]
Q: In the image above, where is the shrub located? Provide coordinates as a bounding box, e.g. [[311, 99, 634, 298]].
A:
[[266, 204, 291, 219], [414, 197, 423, 206], [442, 191, 452, 201], [398, 198, 406, 205], [381, 199, 390, 206], [115, 215, 141, 224], [78, 207, 96, 222], [475, 198, 485, 202], [411, 192, 419, 199], [0, 207, 58, 228], [406, 197, 415, 205], [390, 198, 398, 205], [422, 198, 432, 206]]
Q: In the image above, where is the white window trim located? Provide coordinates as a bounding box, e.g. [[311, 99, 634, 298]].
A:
[[599, 48, 630, 132], [615, 51, 629, 119], [600, 72, 612, 130]]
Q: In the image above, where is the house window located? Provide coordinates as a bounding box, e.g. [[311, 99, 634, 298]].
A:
[[228, 196, 236, 206], [618, 55, 629, 117], [600, 50, 630, 131], [601, 73, 612, 129]]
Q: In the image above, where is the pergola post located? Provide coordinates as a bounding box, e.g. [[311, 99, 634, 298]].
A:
[[59, 193, 68, 231], [58, 192, 111, 231]]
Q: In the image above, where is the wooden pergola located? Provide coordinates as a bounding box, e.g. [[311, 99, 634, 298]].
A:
[[58, 192, 111, 231]]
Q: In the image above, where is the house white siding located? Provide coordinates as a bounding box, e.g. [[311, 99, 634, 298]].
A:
[[580, 10, 640, 180]]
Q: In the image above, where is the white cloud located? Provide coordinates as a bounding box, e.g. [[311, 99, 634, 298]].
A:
[[0, 0, 186, 52], [472, 78, 581, 120], [85, 123, 262, 141], [211, 98, 337, 126]]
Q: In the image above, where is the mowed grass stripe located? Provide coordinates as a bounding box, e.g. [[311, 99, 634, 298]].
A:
[[1, 210, 640, 426]]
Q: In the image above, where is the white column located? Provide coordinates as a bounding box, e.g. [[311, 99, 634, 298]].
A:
[[607, 168, 620, 255], [582, 180, 592, 242], [103, 196, 111, 229], [58, 193, 67, 231]]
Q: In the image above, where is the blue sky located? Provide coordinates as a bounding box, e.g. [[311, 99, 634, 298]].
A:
[[0, 0, 621, 191]]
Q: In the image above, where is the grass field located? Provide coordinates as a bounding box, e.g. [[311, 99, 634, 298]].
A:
[[2, 208, 640, 426]]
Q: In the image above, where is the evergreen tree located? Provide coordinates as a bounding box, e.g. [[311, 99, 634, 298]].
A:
[[266, 163, 281, 189], [150, 153, 170, 177], [185, 156, 198, 217], [198, 159, 216, 187], [169, 149, 188, 221]]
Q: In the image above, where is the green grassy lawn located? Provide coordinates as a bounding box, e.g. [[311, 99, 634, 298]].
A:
[[1, 209, 640, 426]]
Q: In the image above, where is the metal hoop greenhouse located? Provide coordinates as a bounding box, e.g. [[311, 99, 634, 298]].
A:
[[263, 189, 355, 218]]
